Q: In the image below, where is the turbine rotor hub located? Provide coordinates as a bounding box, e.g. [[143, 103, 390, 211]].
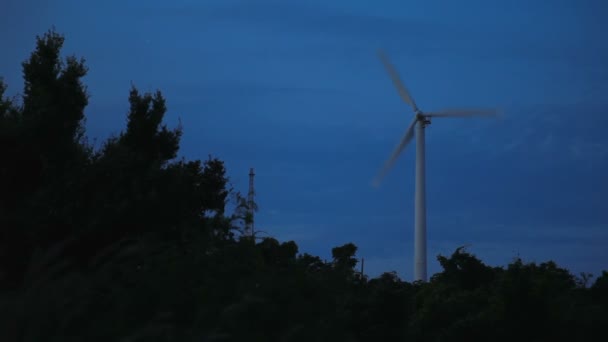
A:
[[415, 111, 431, 126]]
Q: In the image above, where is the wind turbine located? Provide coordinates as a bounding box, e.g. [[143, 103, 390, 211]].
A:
[[372, 49, 498, 282]]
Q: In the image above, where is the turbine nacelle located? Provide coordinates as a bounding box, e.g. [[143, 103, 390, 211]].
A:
[[415, 112, 430, 125]]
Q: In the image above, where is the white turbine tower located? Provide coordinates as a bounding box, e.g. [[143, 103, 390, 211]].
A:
[[373, 49, 498, 282]]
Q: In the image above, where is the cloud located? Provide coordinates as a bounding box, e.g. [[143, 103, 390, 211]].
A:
[[132, 0, 608, 69], [465, 223, 608, 243], [538, 134, 554, 151], [568, 139, 608, 161], [267, 209, 280, 216], [137, 1, 427, 40]]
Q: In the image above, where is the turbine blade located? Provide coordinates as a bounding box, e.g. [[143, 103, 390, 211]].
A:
[[425, 108, 501, 118], [372, 117, 418, 187], [377, 49, 418, 111]]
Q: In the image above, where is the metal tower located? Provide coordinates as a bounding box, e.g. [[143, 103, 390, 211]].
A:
[[246, 167, 255, 237]]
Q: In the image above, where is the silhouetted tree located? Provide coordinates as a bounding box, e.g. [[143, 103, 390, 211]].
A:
[[0, 29, 90, 288]]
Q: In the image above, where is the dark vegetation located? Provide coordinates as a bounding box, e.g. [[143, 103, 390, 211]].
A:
[[1, 30, 607, 341]]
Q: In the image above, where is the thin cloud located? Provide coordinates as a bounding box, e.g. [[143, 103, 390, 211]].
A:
[[135, 1, 608, 67], [568, 139, 608, 161]]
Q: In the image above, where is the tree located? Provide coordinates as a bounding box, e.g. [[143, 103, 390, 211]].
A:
[[120, 87, 181, 165], [21, 28, 88, 161], [409, 248, 500, 341], [0, 29, 90, 288], [332, 243, 358, 270], [592, 270, 608, 303], [433, 246, 497, 290]]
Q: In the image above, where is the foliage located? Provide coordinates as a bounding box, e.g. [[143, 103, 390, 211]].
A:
[[1, 29, 606, 342]]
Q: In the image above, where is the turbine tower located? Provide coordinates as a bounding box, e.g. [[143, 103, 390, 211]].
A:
[[246, 167, 255, 237], [373, 49, 498, 282]]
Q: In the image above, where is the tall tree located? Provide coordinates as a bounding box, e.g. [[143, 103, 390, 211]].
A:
[[0, 29, 90, 288], [21, 28, 88, 169]]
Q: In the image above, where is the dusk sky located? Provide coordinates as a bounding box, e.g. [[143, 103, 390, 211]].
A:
[[2, 0, 607, 280]]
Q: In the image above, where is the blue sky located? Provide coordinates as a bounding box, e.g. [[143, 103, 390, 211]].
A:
[[2, 0, 607, 280]]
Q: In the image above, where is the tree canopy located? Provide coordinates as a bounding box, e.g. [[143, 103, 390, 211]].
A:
[[0, 29, 606, 342]]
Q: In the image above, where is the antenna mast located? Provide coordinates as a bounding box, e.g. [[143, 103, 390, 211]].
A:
[[246, 167, 255, 237]]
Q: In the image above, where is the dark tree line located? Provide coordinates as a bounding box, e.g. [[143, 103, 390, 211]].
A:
[[1, 30, 607, 342]]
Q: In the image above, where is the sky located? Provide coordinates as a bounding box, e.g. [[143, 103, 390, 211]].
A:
[[2, 0, 607, 280]]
